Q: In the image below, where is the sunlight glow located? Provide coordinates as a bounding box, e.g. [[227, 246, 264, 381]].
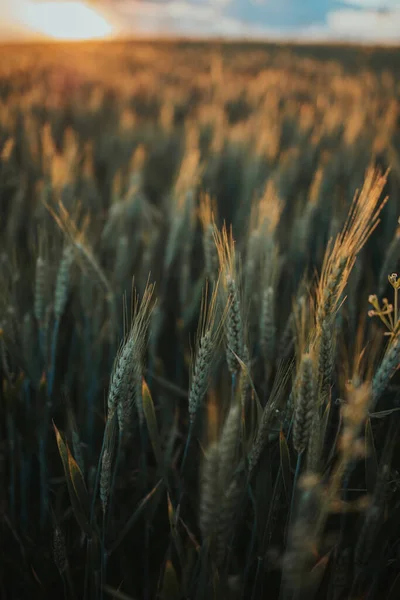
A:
[[14, 1, 115, 41]]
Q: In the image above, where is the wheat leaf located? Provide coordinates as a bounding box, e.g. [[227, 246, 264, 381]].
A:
[[365, 417, 378, 495], [370, 407, 400, 419], [109, 479, 163, 555], [53, 422, 92, 536], [160, 559, 180, 600], [67, 446, 90, 519], [142, 378, 162, 467], [279, 430, 292, 502]]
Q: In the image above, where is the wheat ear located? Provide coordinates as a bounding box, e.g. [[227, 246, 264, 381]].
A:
[[54, 244, 75, 321], [188, 279, 223, 425], [260, 285, 276, 367], [213, 223, 245, 376], [371, 337, 400, 409], [293, 354, 315, 455]]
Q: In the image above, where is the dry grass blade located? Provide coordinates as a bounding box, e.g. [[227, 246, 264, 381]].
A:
[[53, 422, 92, 536], [142, 378, 162, 467], [68, 448, 90, 519], [159, 560, 180, 600]]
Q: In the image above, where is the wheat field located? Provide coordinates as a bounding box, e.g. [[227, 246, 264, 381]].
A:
[[0, 40, 399, 600]]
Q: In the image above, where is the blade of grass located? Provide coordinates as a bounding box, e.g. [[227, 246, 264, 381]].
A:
[[53, 422, 92, 537], [108, 479, 163, 556], [68, 448, 91, 519], [142, 378, 162, 467], [103, 584, 138, 600], [279, 430, 293, 503], [160, 559, 180, 600], [365, 418, 378, 496]]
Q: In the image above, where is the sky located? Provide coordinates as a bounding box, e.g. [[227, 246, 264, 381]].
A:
[[0, 0, 399, 42]]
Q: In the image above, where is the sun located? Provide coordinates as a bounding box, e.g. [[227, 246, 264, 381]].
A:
[[15, 1, 115, 41]]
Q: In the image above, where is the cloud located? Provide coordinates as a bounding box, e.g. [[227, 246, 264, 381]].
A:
[[327, 8, 400, 41], [114, 0, 353, 37], [115, 0, 283, 37], [0, 0, 399, 42]]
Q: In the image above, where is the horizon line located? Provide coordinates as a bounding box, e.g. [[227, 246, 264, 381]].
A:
[[0, 33, 399, 48]]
